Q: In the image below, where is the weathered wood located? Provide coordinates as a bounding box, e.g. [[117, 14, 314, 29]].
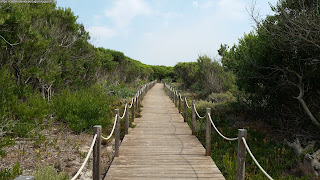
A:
[[115, 109, 120, 157], [178, 93, 181, 113], [183, 96, 187, 122], [105, 84, 225, 180], [192, 100, 196, 135], [131, 98, 135, 122], [206, 108, 211, 156], [135, 94, 138, 111], [125, 100, 129, 135], [93, 125, 102, 180], [236, 129, 247, 180]]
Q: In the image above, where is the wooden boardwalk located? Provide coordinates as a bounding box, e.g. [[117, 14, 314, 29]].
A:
[[105, 83, 225, 180]]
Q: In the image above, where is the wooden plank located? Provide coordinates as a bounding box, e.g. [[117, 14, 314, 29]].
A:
[[105, 83, 225, 180]]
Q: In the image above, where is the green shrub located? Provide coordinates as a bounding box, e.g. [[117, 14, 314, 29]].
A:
[[53, 86, 111, 133], [0, 162, 22, 180], [0, 68, 18, 130], [14, 93, 52, 124], [107, 83, 136, 98], [208, 91, 236, 103], [32, 165, 68, 180]]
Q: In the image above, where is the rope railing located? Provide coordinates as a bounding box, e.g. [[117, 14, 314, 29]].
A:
[[179, 93, 184, 101], [71, 134, 97, 180], [185, 97, 191, 109], [119, 103, 128, 119], [194, 104, 206, 119], [128, 97, 134, 108], [208, 113, 238, 141], [101, 114, 118, 141], [69, 81, 157, 180], [161, 79, 273, 180], [242, 137, 274, 180]]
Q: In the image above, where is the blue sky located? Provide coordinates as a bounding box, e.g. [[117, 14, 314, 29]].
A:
[[56, 0, 277, 66]]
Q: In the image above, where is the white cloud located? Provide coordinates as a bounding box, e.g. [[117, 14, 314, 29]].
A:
[[192, 1, 199, 7], [104, 0, 153, 28], [193, 0, 214, 9], [217, 0, 246, 20], [87, 26, 116, 44]]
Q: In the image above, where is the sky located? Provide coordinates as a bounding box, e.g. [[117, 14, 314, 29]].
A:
[[56, 0, 277, 66]]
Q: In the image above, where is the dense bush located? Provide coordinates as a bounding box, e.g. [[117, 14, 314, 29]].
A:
[[173, 55, 236, 98], [32, 165, 68, 180], [53, 86, 111, 133], [219, 0, 320, 136]]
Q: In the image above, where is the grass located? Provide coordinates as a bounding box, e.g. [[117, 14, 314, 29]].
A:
[[0, 162, 22, 180], [32, 165, 68, 180]]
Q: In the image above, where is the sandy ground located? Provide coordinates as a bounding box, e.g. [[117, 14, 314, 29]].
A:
[[0, 122, 115, 179]]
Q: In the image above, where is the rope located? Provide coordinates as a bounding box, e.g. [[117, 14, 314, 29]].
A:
[[71, 134, 97, 180], [208, 114, 238, 141], [179, 93, 184, 101], [128, 97, 134, 108], [193, 104, 205, 119], [119, 103, 128, 119], [185, 97, 191, 109], [242, 137, 274, 180], [101, 114, 118, 140]]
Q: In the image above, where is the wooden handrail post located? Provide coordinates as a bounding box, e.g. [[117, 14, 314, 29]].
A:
[[191, 100, 196, 135], [178, 93, 181, 113], [135, 94, 138, 110], [137, 91, 140, 107], [173, 88, 175, 104], [236, 129, 247, 180], [205, 108, 211, 156], [132, 97, 135, 122], [175, 91, 178, 107], [115, 109, 120, 157], [93, 125, 101, 180], [183, 96, 187, 122], [125, 100, 129, 135]]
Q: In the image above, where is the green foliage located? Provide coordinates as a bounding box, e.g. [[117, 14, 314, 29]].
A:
[[219, 0, 320, 135], [0, 162, 23, 180], [173, 55, 236, 98], [107, 83, 136, 98], [0, 68, 18, 119], [97, 48, 154, 83], [14, 93, 51, 124], [32, 165, 68, 180], [180, 100, 308, 179], [150, 65, 174, 80], [53, 86, 111, 133], [0, 137, 15, 157]]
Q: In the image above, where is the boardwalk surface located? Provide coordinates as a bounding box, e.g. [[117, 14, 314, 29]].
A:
[[105, 83, 225, 180]]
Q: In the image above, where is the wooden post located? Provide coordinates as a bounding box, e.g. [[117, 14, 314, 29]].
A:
[[137, 91, 140, 107], [236, 129, 247, 180], [178, 93, 181, 113], [175, 91, 178, 107], [132, 97, 135, 122], [173, 88, 175, 104], [125, 100, 129, 135], [191, 100, 196, 135], [93, 125, 101, 180], [115, 109, 120, 157], [205, 108, 211, 156], [171, 88, 174, 102], [183, 96, 187, 122]]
